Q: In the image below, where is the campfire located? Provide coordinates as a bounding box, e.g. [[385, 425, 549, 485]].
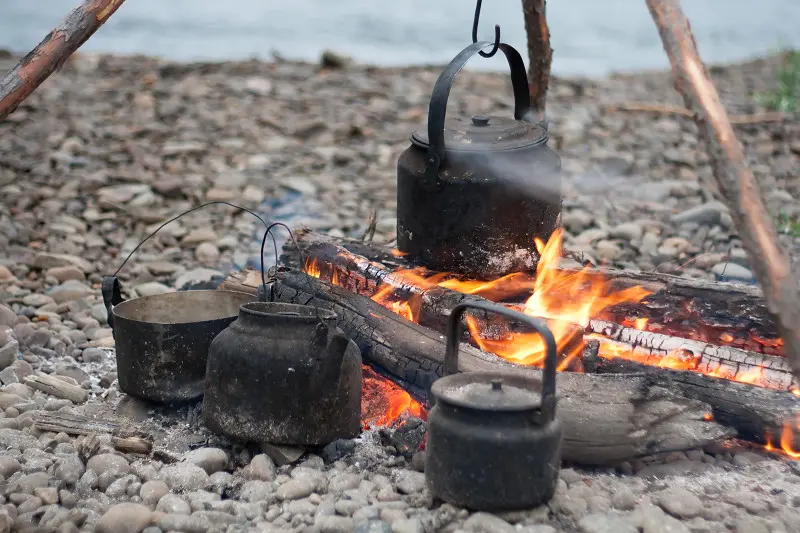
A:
[[290, 227, 800, 460]]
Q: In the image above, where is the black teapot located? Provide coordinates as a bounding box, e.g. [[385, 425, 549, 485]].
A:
[[396, 41, 562, 279], [425, 299, 562, 511], [203, 302, 362, 446]]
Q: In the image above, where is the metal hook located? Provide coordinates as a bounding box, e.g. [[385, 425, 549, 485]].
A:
[[472, 0, 500, 58]]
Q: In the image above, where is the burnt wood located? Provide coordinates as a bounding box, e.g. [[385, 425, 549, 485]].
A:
[[582, 351, 800, 450], [264, 230, 785, 358], [225, 268, 732, 466]]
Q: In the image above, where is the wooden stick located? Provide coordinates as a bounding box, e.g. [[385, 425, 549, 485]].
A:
[[0, 0, 127, 122], [646, 0, 800, 382], [604, 102, 788, 124], [521, 0, 552, 121], [25, 374, 88, 404]]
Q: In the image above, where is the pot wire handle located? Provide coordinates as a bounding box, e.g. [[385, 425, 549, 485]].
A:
[[422, 40, 536, 190], [444, 299, 558, 422], [109, 201, 278, 301]]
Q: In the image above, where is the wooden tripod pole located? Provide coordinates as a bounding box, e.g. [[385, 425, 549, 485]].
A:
[[646, 0, 800, 381], [0, 0, 127, 122]]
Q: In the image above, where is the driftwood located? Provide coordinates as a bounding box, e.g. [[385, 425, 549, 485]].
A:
[[521, 0, 552, 121], [646, 0, 800, 381], [582, 351, 800, 450], [34, 411, 153, 454], [0, 0, 127, 122], [25, 374, 88, 404], [225, 268, 731, 466]]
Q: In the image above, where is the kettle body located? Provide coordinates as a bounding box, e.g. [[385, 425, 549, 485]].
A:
[[203, 302, 362, 446]]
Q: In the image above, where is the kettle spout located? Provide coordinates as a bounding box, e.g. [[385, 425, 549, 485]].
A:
[[309, 332, 350, 403]]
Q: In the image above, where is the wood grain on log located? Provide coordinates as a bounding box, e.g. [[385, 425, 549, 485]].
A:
[[227, 268, 731, 465], [0, 0, 127, 122], [521, 0, 552, 120], [582, 351, 800, 450], [646, 0, 800, 381], [587, 320, 798, 391]]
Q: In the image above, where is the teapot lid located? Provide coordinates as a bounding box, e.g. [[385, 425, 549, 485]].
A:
[[431, 371, 542, 412], [411, 115, 547, 153]]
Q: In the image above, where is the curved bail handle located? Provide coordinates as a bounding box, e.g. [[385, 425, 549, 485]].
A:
[[444, 299, 558, 422], [422, 40, 536, 189], [101, 276, 125, 333]]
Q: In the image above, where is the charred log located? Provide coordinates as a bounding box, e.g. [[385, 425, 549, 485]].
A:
[[225, 268, 732, 466], [260, 230, 786, 358], [582, 350, 800, 450], [647, 0, 800, 381], [0, 0, 127, 122]]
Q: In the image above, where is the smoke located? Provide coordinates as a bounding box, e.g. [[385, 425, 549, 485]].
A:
[[447, 150, 563, 204]]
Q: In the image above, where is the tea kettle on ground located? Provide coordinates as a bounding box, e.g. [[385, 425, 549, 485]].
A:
[[424, 299, 562, 511], [396, 41, 562, 279], [203, 302, 362, 446]]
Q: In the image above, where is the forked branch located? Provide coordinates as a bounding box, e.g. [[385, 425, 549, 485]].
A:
[[646, 0, 800, 382]]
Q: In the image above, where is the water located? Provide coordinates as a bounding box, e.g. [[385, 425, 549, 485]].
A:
[[1, 1, 798, 77]]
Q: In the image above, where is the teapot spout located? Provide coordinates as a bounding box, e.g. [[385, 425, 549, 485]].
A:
[[309, 332, 350, 403]]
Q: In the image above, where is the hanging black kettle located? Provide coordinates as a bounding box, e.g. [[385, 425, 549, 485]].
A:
[[396, 41, 562, 279], [424, 300, 562, 511]]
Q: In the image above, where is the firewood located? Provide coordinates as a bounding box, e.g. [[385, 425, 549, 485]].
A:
[[257, 229, 785, 358], [34, 411, 153, 454], [236, 268, 732, 466], [646, 0, 800, 381], [0, 0, 127, 122], [582, 350, 800, 450]]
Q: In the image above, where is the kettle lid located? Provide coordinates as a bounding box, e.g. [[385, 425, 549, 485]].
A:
[[431, 371, 542, 412], [411, 115, 547, 153]]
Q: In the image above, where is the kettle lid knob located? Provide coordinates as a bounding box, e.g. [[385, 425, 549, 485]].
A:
[[471, 115, 490, 126]]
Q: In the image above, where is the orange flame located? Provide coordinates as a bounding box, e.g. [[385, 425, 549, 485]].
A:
[[361, 365, 425, 428], [765, 415, 800, 459]]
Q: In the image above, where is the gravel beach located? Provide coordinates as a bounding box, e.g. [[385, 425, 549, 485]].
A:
[[0, 49, 798, 533]]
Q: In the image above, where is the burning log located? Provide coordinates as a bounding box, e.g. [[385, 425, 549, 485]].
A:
[[646, 0, 800, 381], [0, 0, 127, 122], [582, 350, 800, 451], [224, 268, 731, 466], [263, 230, 785, 358], [223, 231, 793, 383]]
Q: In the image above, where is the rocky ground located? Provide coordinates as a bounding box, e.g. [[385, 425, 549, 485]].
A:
[[0, 48, 798, 533]]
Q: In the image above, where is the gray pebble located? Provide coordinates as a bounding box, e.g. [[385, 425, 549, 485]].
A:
[[656, 487, 702, 519], [95, 503, 153, 533], [159, 462, 209, 492], [156, 493, 191, 515], [391, 470, 426, 495], [245, 453, 277, 481], [578, 513, 638, 533], [277, 478, 316, 501], [182, 447, 229, 475], [140, 480, 169, 506]]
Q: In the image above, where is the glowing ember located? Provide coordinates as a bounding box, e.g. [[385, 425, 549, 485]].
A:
[[361, 365, 425, 429]]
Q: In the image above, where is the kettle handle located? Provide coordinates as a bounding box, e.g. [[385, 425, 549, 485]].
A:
[[423, 40, 538, 189], [444, 299, 557, 422], [101, 275, 126, 334]]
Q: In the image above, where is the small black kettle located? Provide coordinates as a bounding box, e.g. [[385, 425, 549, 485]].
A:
[[424, 300, 562, 511], [396, 41, 562, 279]]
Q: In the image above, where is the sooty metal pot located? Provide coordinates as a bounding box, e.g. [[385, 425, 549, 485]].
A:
[[396, 40, 562, 279], [425, 300, 562, 511], [102, 276, 256, 403], [203, 302, 362, 446]]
